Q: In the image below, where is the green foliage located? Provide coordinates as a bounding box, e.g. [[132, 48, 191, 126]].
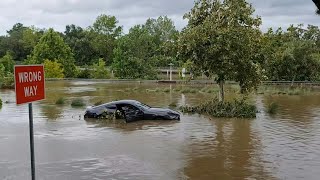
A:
[[0, 52, 15, 74], [71, 98, 85, 107], [0, 97, 2, 108], [0, 64, 4, 85], [179, 0, 264, 100], [180, 97, 257, 118], [267, 102, 279, 115], [91, 59, 110, 79], [64, 25, 98, 66], [29, 28, 76, 77], [0, 72, 14, 89], [264, 25, 320, 82], [76, 66, 92, 79], [44, 59, 64, 78], [90, 14, 122, 65], [55, 97, 66, 105]]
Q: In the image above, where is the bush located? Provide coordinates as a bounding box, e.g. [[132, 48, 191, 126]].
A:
[[44, 59, 64, 78], [180, 97, 257, 118], [71, 98, 85, 107], [91, 59, 110, 79], [76, 67, 92, 79], [1, 75, 14, 89], [0, 97, 2, 108], [267, 102, 279, 115], [55, 97, 66, 105]]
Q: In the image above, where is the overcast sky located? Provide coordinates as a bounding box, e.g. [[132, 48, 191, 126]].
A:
[[0, 0, 318, 35]]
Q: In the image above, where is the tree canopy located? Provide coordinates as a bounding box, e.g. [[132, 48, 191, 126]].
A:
[[179, 0, 264, 100]]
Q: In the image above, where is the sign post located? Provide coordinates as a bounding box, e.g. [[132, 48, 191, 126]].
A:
[[14, 65, 45, 180]]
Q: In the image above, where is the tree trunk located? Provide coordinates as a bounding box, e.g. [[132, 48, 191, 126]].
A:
[[218, 80, 225, 102]]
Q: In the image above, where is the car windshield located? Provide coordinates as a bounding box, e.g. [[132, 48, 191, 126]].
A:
[[136, 102, 151, 110]]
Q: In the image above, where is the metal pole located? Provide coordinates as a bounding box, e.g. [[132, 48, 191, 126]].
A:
[[170, 66, 172, 81], [29, 103, 35, 180]]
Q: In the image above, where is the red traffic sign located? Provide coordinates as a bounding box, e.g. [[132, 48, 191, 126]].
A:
[[14, 65, 45, 105]]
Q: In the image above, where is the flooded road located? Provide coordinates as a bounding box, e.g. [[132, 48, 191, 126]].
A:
[[1, 81, 320, 180]]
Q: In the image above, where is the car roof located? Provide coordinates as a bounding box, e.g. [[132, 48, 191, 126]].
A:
[[94, 100, 140, 108]]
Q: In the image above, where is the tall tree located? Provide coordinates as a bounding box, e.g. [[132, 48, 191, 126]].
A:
[[28, 28, 76, 77], [144, 16, 179, 67], [179, 0, 263, 101], [64, 24, 98, 66], [111, 25, 157, 79], [89, 14, 122, 65]]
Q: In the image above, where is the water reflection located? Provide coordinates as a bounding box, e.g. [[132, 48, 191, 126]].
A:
[[85, 118, 180, 132], [40, 105, 63, 120], [182, 117, 274, 179]]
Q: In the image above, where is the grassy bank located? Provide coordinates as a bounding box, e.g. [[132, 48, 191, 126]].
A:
[[180, 97, 257, 118]]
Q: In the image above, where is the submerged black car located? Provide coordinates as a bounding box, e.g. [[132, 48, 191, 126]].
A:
[[84, 100, 180, 122]]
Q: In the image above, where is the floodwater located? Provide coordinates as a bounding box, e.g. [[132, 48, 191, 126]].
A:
[[1, 81, 320, 180]]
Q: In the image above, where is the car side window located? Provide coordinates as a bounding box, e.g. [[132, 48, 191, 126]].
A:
[[105, 104, 117, 110]]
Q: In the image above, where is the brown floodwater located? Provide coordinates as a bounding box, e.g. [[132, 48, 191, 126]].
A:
[[1, 81, 320, 180]]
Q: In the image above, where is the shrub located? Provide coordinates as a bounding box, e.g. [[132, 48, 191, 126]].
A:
[[0, 97, 2, 108], [180, 97, 257, 118], [44, 59, 64, 78], [91, 59, 110, 79], [71, 98, 85, 107], [55, 97, 66, 105], [267, 102, 279, 115], [76, 67, 92, 79], [1, 75, 14, 89]]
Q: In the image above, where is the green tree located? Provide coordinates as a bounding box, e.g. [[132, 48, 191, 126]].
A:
[[179, 0, 263, 101], [111, 25, 157, 79], [144, 16, 179, 67], [263, 25, 320, 82], [64, 24, 98, 66], [28, 28, 76, 77], [90, 14, 122, 65], [91, 58, 110, 79], [44, 59, 64, 78], [0, 52, 15, 74]]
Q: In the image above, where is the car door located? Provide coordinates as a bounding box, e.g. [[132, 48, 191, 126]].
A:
[[121, 104, 144, 122]]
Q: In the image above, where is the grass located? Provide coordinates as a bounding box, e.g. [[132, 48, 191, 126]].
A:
[[55, 97, 66, 105], [71, 98, 85, 107], [180, 97, 257, 118], [267, 102, 279, 115], [94, 100, 103, 106]]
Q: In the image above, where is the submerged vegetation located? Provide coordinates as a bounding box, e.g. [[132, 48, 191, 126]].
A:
[[180, 97, 257, 118], [0, 97, 2, 109], [267, 102, 279, 115], [55, 97, 66, 105], [71, 98, 85, 107]]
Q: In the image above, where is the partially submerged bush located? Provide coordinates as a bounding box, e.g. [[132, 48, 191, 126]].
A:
[[169, 102, 177, 108], [71, 98, 85, 107], [267, 102, 279, 115], [0, 97, 2, 108], [55, 97, 66, 105], [180, 98, 257, 118]]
